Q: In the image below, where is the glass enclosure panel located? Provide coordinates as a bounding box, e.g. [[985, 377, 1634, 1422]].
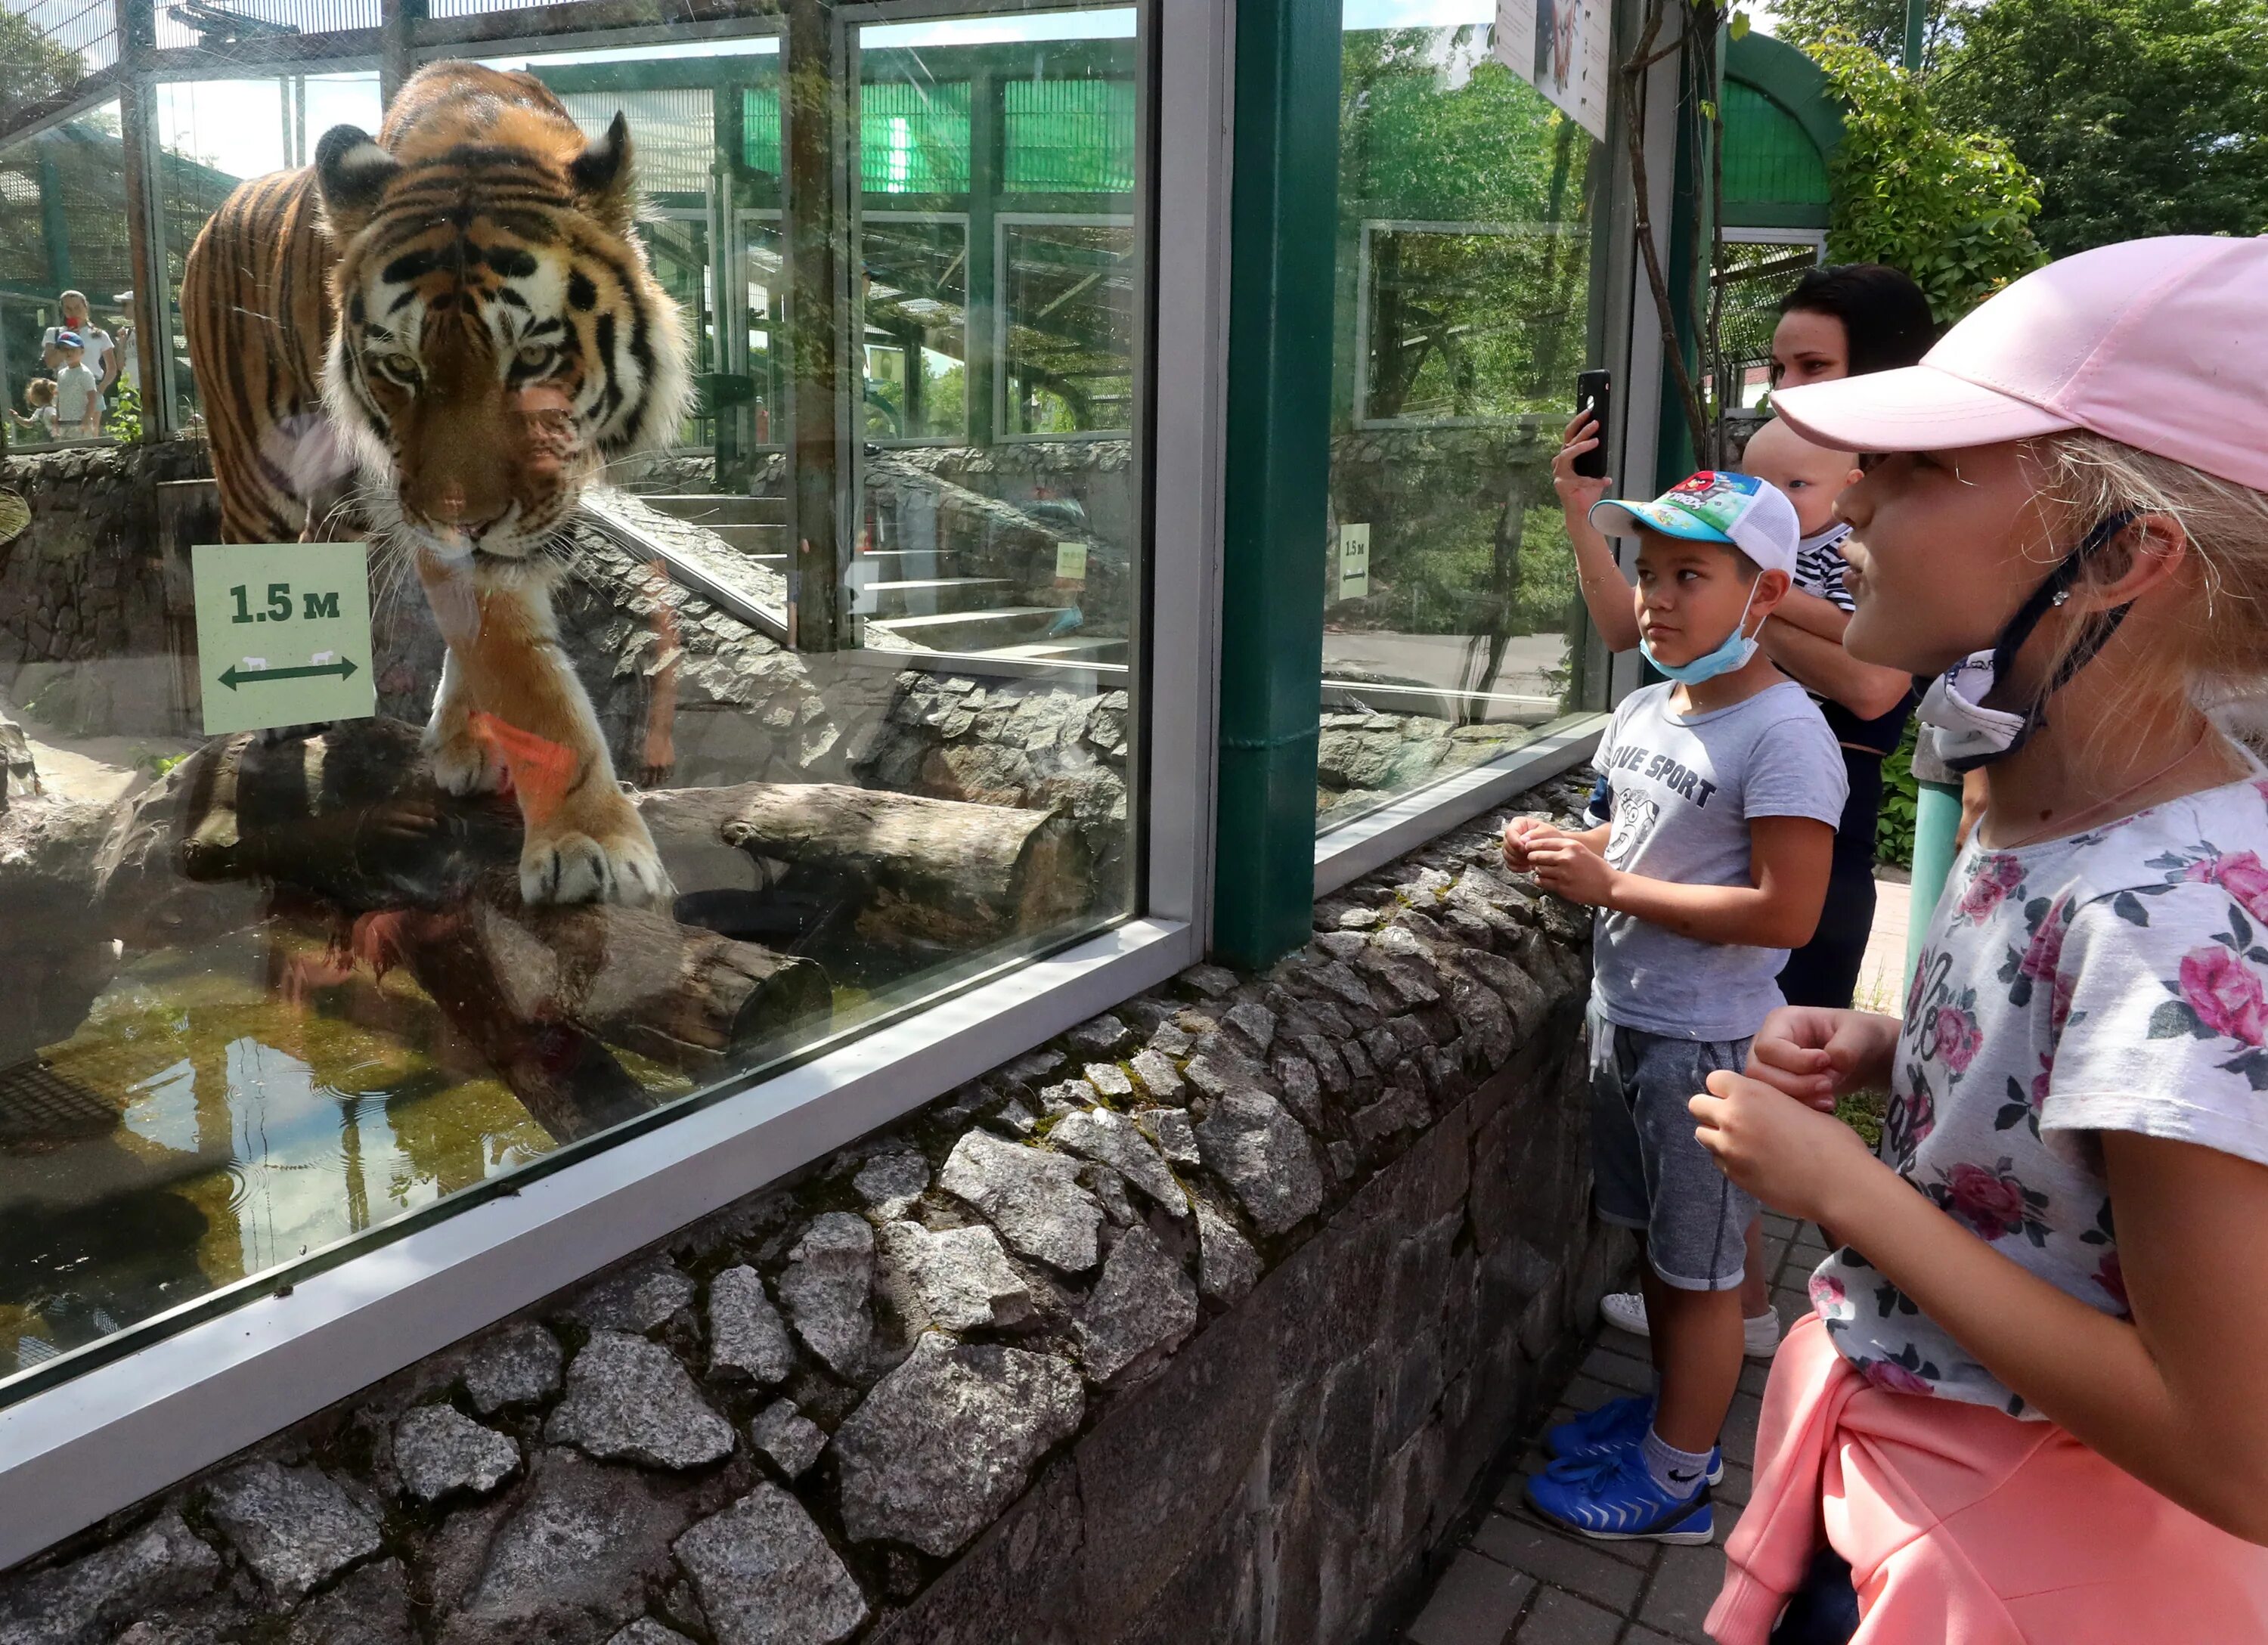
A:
[[999, 218, 1136, 436], [0, 6, 1145, 1396], [1317, 5, 1605, 830], [0, 100, 132, 445]]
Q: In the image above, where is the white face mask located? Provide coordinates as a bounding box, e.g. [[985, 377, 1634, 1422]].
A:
[[1917, 652, 2031, 769]]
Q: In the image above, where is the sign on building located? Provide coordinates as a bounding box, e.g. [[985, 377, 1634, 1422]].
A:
[[1494, 0, 1612, 141]]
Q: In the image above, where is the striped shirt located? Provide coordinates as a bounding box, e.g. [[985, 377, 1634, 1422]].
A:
[[1795, 522, 1857, 613]]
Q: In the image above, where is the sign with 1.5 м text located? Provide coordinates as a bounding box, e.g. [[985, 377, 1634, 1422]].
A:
[[191, 541, 376, 735]]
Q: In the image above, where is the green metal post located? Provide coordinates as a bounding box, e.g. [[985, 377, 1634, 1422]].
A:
[[1210, 0, 1341, 968]]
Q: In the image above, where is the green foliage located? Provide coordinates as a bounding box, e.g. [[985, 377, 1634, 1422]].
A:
[[1811, 38, 2049, 324], [1876, 714, 1921, 869], [0, 11, 85, 119], [1772, 0, 1958, 70], [1935, 0, 2268, 257]]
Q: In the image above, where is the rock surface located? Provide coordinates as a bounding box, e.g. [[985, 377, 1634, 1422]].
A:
[[874, 1219, 1032, 1333], [1194, 1198, 1261, 1304], [569, 1256, 697, 1334], [439, 1451, 701, 1643], [851, 1151, 930, 1220], [1048, 1108, 1186, 1218], [545, 1332, 735, 1470], [284, 1557, 413, 1645], [0, 1512, 220, 1644], [1077, 1227, 1199, 1384], [747, 1402, 827, 1479], [778, 1213, 873, 1379], [1194, 1087, 1326, 1235], [394, 1408, 521, 1504], [204, 1462, 381, 1601], [937, 1130, 1102, 1272], [674, 1485, 869, 1645], [832, 1334, 1083, 1557], [460, 1322, 564, 1414], [707, 1266, 796, 1385]]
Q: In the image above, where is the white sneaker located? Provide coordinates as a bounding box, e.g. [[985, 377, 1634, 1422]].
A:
[[1600, 1291, 1783, 1358]]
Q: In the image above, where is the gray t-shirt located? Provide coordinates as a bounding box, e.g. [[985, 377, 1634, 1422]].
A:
[[1591, 678, 1848, 1040]]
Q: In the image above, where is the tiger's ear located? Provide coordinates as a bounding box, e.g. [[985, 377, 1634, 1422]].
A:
[[315, 125, 402, 237], [569, 112, 637, 234]]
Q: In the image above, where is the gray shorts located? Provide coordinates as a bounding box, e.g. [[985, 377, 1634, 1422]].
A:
[[1586, 1005, 1758, 1292]]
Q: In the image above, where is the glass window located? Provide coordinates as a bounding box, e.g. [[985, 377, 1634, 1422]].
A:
[[1317, 5, 1606, 831], [0, 100, 132, 445], [1, 5, 1145, 1395]]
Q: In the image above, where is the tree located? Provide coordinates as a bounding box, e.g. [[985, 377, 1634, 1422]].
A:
[[1935, 0, 2268, 256], [1812, 39, 2048, 324], [0, 11, 85, 123], [1770, 0, 1960, 73]]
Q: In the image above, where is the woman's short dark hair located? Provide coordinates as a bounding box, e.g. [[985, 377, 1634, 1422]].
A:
[[1779, 263, 1937, 375]]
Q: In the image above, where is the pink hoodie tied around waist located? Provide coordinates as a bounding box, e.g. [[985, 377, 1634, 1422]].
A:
[[1709, 1315, 2268, 1644]]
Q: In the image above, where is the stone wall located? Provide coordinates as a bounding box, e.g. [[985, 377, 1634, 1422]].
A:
[[0, 442, 212, 737], [0, 772, 1626, 1645]]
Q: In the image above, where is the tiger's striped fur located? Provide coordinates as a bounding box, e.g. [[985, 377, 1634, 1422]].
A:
[[181, 62, 691, 906]]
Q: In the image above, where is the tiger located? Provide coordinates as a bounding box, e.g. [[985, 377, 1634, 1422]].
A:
[[181, 60, 691, 906]]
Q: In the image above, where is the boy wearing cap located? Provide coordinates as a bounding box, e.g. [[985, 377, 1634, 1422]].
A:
[[1503, 471, 1845, 1543], [49, 332, 101, 436]]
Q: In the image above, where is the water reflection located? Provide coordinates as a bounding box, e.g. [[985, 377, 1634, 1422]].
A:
[[0, 928, 579, 1374]]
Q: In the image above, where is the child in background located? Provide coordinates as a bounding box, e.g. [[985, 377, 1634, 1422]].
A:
[[9, 379, 59, 442], [49, 333, 100, 436], [1696, 236, 2268, 1639], [1504, 471, 1845, 1544]]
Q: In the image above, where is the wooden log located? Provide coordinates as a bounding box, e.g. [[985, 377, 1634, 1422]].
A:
[[639, 781, 1092, 950]]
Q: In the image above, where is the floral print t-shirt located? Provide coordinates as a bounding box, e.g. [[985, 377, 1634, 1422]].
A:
[[1810, 773, 2268, 1416]]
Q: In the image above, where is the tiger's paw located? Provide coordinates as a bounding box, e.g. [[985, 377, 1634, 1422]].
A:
[[424, 726, 506, 797], [519, 815, 674, 907]]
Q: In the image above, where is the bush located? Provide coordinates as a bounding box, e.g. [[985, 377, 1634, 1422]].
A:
[[1812, 37, 2049, 326]]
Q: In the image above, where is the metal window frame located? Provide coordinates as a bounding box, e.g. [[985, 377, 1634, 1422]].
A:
[[0, 0, 1229, 1569]]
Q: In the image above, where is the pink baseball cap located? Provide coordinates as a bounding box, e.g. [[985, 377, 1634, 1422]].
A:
[[1773, 235, 2268, 494]]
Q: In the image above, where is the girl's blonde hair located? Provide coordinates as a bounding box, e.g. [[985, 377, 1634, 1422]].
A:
[[2029, 432, 2268, 720], [23, 378, 54, 409]]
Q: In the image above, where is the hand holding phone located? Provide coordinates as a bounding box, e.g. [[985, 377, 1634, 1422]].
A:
[[1572, 370, 1611, 479]]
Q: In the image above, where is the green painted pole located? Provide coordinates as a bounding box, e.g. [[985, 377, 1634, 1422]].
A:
[[1210, 0, 1341, 969]]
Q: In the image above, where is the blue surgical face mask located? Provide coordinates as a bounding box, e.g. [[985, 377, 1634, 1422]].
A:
[[1640, 577, 1763, 686]]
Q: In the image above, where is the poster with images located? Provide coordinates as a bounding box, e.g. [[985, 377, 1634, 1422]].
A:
[[1494, 0, 1611, 141]]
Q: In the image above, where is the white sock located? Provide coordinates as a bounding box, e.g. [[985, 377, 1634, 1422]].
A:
[[1640, 1425, 1712, 1498]]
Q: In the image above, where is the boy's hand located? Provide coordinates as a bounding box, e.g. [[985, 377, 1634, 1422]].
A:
[[1552, 412, 1611, 521], [1500, 815, 1563, 871], [1746, 1005, 1900, 1112], [1527, 833, 1617, 907], [1691, 1070, 1884, 1225]]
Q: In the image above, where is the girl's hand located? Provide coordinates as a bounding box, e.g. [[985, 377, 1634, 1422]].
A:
[[1552, 413, 1611, 520], [1746, 1005, 1899, 1112], [1528, 835, 1617, 907], [1690, 1070, 1885, 1224], [1501, 816, 1563, 871]]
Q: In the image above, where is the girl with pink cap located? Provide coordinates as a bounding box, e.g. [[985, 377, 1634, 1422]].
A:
[[1688, 235, 2268, 1640]]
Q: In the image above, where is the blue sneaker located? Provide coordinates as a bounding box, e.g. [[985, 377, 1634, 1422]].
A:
[[1524, 1446, 1715, 1544], [1545, 1396, 1722, 1485]]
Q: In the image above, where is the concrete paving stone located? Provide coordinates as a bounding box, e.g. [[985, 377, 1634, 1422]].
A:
[[1470, 1516, 1646, 1612], [1637, 1543, 1729, 1640], [1404, 1550, 1535, 1645], [1577, 1345, 1653, 1396], [1512, 1587, 1622, 1645]]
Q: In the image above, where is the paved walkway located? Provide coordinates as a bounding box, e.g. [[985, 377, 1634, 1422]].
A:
[[1399, 1211, 1833, 1645]]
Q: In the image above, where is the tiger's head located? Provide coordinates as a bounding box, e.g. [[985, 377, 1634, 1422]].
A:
[[315, 64, 690, 569]]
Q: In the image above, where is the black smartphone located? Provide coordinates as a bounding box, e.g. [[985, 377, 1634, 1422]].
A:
[[1573, 370, 1612, 479]]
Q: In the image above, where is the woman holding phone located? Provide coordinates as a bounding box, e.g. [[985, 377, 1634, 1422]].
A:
[[1559, 263, 1937, 1356]]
